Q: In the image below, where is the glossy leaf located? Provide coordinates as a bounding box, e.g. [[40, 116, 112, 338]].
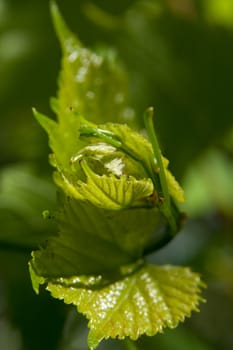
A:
[[43, 264, 204, 349], [100, 122, 155, 177], [98, 123, 184, 203], [77, 161, 154, 209]]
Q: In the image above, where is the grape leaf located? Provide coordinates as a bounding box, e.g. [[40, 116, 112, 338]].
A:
[[30, 197, 162, 279], [50, 1, 134, 125], [42, 264, 204, 350], [101, 122, 155, 176], [162, 158, 185, 203], [98, 123, 185, 203], [33, 108, 158, 210], [33, 109, 85, 177], [77, 161, 154, 209], [34, 3, 185, 212], [34, 107, 170, 210]]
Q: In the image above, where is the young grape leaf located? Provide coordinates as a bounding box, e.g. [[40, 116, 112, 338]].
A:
[[34, 3, 184, 213], [97, 122, 185, 203], [50, 1, 134, 125], [100, 122, 155, 176], [77, 161, 154, 210], [42, 264, 204, 350], [35, 107, 184, 211], [30, 197, 162, 279], [33, 109, 85, 175], [162, 158, 185, 203]]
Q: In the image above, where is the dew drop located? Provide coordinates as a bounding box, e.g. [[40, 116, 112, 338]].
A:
[[68, 51, 79, 62]]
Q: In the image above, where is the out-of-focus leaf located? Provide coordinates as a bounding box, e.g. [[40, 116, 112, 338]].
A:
[[204, 0, 233, 28], [205, 245, 233, 298], [139, 325, 214, 350], [0, 165, 56, 247], [0, 318, 22, 350], [50, 1, 134, 125], [182, 149, 233, 217]]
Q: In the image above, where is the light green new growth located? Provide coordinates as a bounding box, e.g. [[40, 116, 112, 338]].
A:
[[38, 264, 204, 350], [29, 2, 205, 349], [77, 160, 154, 209]]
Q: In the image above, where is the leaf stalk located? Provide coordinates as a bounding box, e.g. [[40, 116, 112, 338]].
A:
[[144, 107, 177, 234]]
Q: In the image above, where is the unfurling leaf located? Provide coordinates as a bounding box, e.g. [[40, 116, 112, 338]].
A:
[[77, 161, 154, 209]]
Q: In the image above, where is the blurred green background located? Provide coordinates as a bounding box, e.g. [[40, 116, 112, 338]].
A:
[[0, 0, 232, 349]]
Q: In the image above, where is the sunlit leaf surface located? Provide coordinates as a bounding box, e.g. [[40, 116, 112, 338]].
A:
[[77, 161, 154, 209], [44, 264, 204, 349]]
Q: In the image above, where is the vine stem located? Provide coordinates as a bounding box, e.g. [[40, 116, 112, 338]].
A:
[[144, 107, 177, 234], [124, 338, 139, 350]]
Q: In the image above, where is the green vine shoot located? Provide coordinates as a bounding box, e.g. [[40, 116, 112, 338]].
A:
[[29, 2, 205, 349]]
